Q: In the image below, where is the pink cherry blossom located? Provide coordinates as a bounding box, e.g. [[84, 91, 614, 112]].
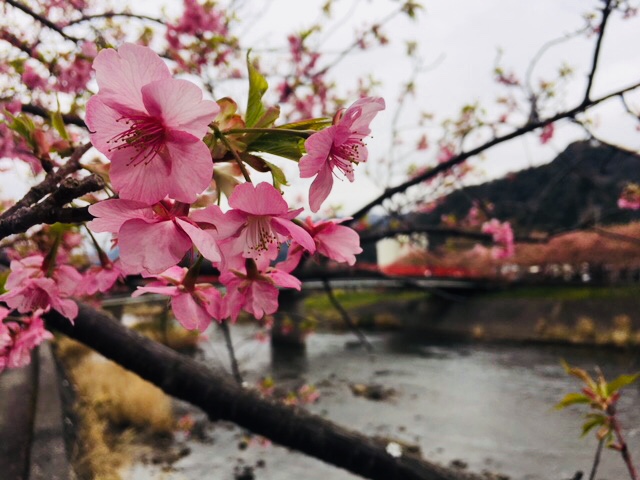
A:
[[279, 216, 363, 272], [299, 97, 385, 212], [0, 255, 81, 321], [132, 266, 222, 331], [220, 263, 301, 321], [83, 261, 125, 296], [1, 313, 53, 373], [86, 43, 219, 204], [618, 183, 640, 210], [210, 182, 315, 266], [88, 198, 221, 275], [481, 219, 515, 260]]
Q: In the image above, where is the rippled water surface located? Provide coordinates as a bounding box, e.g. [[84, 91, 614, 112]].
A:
[[127, 327, 640, 480]]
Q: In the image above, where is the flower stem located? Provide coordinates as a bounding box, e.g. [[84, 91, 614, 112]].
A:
[[588, 439, 604, 480], [213, 126, 252, 183]]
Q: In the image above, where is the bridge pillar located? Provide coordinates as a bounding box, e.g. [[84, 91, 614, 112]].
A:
[[270, 290, 308, 377]]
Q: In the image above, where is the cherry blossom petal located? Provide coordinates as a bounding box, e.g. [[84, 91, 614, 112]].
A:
[[142, 78, 219, 138], [308, 163, 334, 213], [119, 219, 192, 274], [88, 198, 154, 233], [175, 218, 221, 262], [93, 43, 171, 113], [109, 148, 172, 205], [172, 292, 212, 331], [163, 131, 214, 203], [299, 128, 334, 178], [270, 217, 315, 253], [228, 182, 288, 216]]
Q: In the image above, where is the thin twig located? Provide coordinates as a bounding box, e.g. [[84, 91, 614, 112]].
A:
[[65, 11, 165, 26], [588, 439, 604, 480], [322, 278, 373, 353], [213, 126, 252, 182], [219, 320, 243, 385], [583, 0, 614, 104]]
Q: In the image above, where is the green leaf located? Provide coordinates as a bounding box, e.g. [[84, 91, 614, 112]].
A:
[[7, 113, 36, 147], [249, 134, 305, 161], [581, 415, 605, 437], [606, 372, 640, 395], [245, 53, 268, 128], [277, 117, 332, 131], [51, 111, 69, 141], [555, 392, 590, 410], [264, 159, 288, 191], [561, 359, 597, 391]]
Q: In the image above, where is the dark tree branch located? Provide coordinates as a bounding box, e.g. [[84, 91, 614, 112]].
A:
[[346, 81, 640, 225], [20, 104, 87, 129], [3, 143, 91, 218], [3, 0, 80, 42], [44, 303, 479, 480], [583, 0, 614, 105], [0, 175, 103, 239]]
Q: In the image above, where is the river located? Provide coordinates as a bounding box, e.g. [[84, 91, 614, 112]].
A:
[[126, 326, 640, 480]]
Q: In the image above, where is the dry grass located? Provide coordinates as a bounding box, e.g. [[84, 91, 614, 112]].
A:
[[132, 319, 202, 351], [56, 337, 175, 480]]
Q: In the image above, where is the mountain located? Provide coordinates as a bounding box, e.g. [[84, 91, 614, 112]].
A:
[[417, 141, 640, 233]]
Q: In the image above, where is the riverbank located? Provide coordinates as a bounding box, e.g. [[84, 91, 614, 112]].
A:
[[303, 285, 640, 347]]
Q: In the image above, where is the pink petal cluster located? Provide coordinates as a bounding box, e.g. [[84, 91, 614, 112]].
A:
[[210, 182, 315, 268], [88, 198, 221, 275], [83, 261, 125, 296], [86, 43, 219, 204], [481, 219, 515, 260], [280, 216, 363, 271], [299, 97, 385, 212], [56, 42, 97, 93], [220, 264, 301, 321], [133, 266, 222, 331], [0, 311, 53, 373], [0, 255, 81, 321], [617, 183, 640, 210]]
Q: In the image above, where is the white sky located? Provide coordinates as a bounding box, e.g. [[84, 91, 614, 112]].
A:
[[229, 0, 640, 215]]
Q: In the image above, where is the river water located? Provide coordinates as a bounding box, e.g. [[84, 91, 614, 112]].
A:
[[126, 326, 640, 480]]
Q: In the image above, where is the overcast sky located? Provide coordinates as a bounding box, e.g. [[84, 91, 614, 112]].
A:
[[218, 0, 640, 214], [5, 0, 640, 216]]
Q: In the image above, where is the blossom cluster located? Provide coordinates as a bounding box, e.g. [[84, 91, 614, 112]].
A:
[[0, 38, 381, 370], [81, 44, 376, 330]]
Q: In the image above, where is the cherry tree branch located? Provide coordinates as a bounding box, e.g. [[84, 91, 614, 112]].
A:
[[3, 143, 92, 218], [44, 303, 479, 480], [0, 175, 102, 240], [347, 81, 640, 225], [20, 104, 86, 129], [3, 0, 80, 43]]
